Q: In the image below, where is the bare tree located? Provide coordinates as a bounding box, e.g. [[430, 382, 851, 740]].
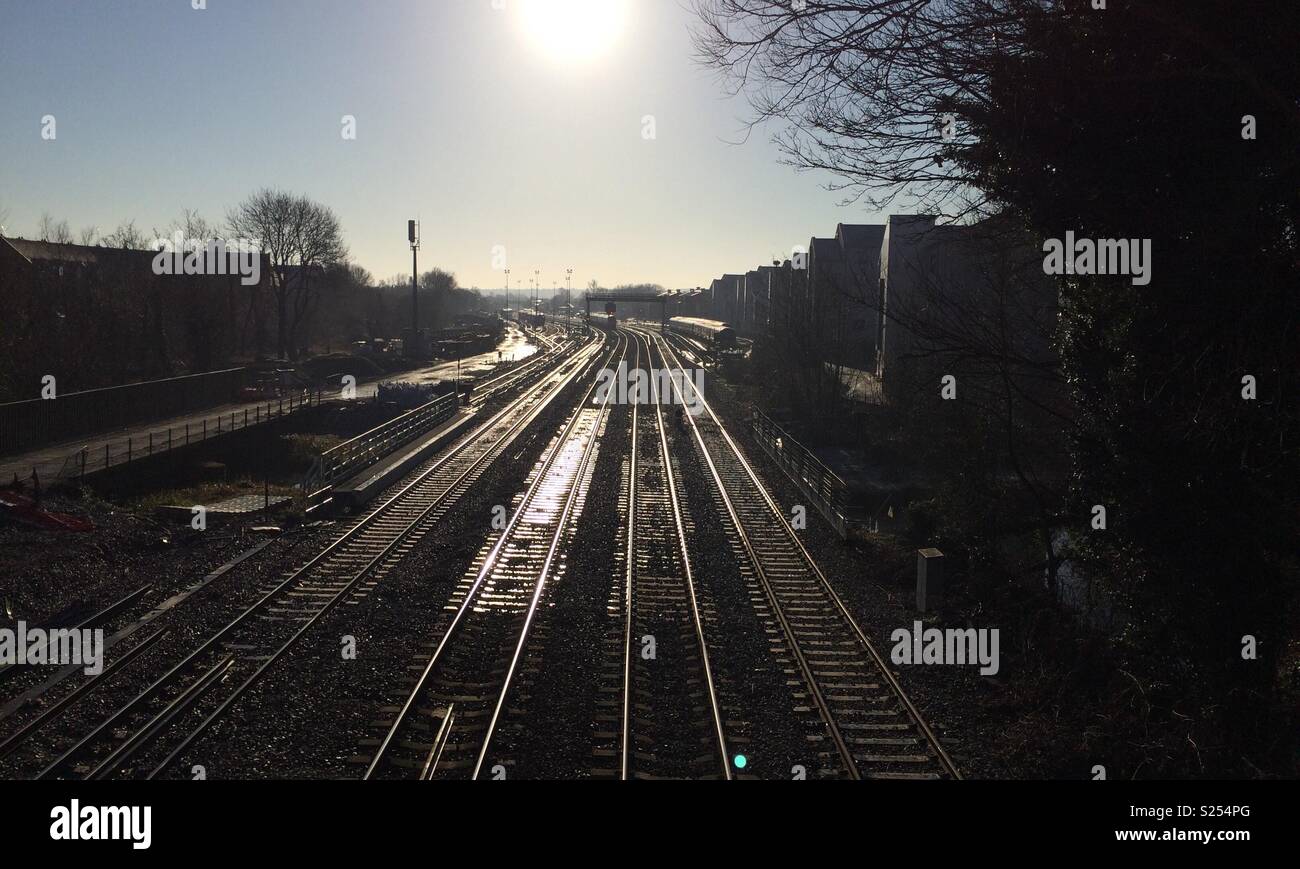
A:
[[346, 264, 373, 288], [691, 0, 1044, 217], [419, 267, 460, 330], [228, 191, 295, 357], [36, 213, 73, 243], [101, 220, 148, 250], [168, 208, 215, 242], [228, 189, 347, 360], [286, 197, 348, 356], [78, 226, 99, 246]]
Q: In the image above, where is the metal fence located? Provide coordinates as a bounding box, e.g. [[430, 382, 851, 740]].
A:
[[54, 390, 323, 481], [310, 392, 460, 494], [0, 368, 252, 457], [750, 410, 852, 539]]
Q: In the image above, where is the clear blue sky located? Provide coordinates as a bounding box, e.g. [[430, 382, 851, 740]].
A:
[[0, 0, 878, 290]]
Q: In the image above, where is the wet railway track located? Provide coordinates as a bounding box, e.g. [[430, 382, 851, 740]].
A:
[[363, 332, 629, 780], [641, 326, 960, 781], [603, 330, 730, 780], [15, 331, 603, 780], [4, 319, 958, 781], [471, 329, 565, 404]]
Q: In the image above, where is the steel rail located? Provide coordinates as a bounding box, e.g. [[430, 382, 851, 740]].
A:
[[469, 331, 625, 779], [646, 326, 960, 780], [619, 329, 732, 780], [419, 706, 456, 781], [0, 629, 168, 761], [471, 328, 569, 403], [31, 334, 598, 781], [0, 584, 152, 686], [365, 332, 627, 780], [618, 335, 639, 780], [146, 333, 607, 780], [86, 656, 235, 780]]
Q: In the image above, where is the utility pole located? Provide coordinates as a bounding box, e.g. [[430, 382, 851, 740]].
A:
[[504, 268, 511, 323], [408, 220, 421, 357], [566, 268, 573, 334]]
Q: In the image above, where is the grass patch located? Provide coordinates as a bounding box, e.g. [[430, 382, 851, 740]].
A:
[[284, 433, 344, 466]]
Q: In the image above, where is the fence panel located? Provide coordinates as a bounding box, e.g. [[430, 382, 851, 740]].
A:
[[0, 368, 251, 457], [751, 410, 851, 538]]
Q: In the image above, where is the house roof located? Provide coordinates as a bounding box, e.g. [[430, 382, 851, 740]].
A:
[[837, 224, 886, 251], [1, 236, 147, 266]]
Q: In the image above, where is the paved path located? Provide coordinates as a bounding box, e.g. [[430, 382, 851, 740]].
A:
[[384, 325, 538, 387], [0, 327, 538, 485], [0, 392, 323, 485]]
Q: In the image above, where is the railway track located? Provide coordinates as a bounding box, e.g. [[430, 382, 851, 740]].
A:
[[601, 330, 730, 779], [6, 319, 958, 781], [1, 329, 575, 750], [363, 332, 629, 780], [0, 584, 151, 692], [641, 326, 960, 781], [20, 332, 603, 780], [471, 328, 568, 404]]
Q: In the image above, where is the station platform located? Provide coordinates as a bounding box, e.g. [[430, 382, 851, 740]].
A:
[[329, 406, 482, 512]]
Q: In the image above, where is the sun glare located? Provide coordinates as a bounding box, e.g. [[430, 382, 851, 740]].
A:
[[517, 0, 632, 65]]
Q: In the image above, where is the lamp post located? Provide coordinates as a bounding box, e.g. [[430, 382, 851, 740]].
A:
[[534, 270, 540, 313], [504, 268, 511, 323], [566, 268, 573, 333]]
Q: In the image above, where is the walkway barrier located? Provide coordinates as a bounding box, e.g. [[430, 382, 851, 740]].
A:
[[54, 390, 323, 481], [750, 410, 852, 539], [0, 368, 251, 457], [308, 392, 460, 495]]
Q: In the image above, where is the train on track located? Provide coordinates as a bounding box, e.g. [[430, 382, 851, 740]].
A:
[[667, 317, 737, 349]]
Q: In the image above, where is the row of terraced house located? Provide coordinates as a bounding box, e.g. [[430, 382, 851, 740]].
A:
[[670, 214, 1058, 404]]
